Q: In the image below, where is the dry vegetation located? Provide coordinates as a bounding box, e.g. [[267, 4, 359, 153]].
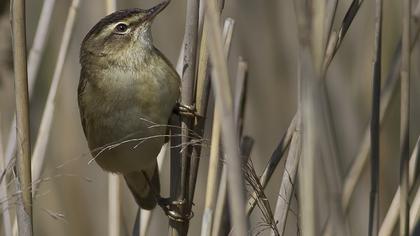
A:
[[1, 0, 420, 235]]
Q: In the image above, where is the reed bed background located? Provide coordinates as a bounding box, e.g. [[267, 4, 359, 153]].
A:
[[1, 0, 420, 235]]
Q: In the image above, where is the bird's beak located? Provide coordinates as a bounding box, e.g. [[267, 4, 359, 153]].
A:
[[144, 1, 170, 21]]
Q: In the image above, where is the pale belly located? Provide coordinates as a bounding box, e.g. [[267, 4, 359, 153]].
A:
[[86, 106, 168, 173]]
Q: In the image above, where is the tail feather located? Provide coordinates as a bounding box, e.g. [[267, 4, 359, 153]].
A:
[[124, 164, 160, 210]]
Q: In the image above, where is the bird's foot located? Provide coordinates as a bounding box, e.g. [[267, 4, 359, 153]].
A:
[[157, 197, 194, 222], [173, 102, 202, 119]]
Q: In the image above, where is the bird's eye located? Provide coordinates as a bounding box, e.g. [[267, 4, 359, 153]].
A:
[[114, 23, 129, 33]]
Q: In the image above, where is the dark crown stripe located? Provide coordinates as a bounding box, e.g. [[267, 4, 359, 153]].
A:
[[83, 8, 145, 42]]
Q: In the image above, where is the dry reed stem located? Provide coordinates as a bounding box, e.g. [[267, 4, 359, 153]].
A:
[[198, 14, 234, 236], [400, 0, 411, 234], [11, 0, 33, 234], [323, 0, 364, 72], [410, 185, 420, 234], [200, 106, 221, 236], [369, 0, 382, 234], [103, 2, 122, 236], [108, 174, 121, 236], [140, 41, 188, 235], [4, 0, 56, 169], [342, 22, 420, 211], [0, 114, 12, 236], [205, 0, 248, 234], [379, 137, 420, 236], [324, 0, 337, 46], [186, 17, 234, 229], [272, 129, 301, 236], [246, 115, 296, 215], [168, 0, 199, 233], [211, 166, 228, 236], [294, 0, 326, 234], [31, 0, 80, 193], [1, 1, 55, 233], [205, 17, 238, 236]]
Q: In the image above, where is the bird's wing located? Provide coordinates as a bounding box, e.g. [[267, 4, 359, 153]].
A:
[[77, 69, 89, 135]]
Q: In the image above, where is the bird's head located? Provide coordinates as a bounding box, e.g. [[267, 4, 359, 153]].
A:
[[80, 1, 169, 62]]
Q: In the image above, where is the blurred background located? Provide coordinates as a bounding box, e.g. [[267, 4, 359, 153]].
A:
[[0, 0, 419, 235]]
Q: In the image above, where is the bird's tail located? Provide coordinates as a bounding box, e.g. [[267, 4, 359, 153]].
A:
[[124, 163, 160, 210]]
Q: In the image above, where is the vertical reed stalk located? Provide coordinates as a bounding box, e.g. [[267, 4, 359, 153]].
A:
[[400, 0, 411, 235], [11, 0, 33, 235], [169, 0, 199, 234], [1, 1, 55, 232], [200, 107, 221, 236], [369, 0, 382, 234], [103, 2, 122, 236]]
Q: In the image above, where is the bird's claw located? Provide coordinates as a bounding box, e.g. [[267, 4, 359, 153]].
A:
[[157, 197, 194, 222], [174, 102, 202, 119]]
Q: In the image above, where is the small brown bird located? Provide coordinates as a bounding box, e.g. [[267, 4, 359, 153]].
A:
[[77, 1, 180, 210]]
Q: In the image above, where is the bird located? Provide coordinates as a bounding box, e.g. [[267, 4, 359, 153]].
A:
[[77, 1, 180, 210]]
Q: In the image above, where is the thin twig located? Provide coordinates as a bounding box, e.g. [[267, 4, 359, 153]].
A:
[[369, 0, 382, 235], [11, 0, 33, 234]]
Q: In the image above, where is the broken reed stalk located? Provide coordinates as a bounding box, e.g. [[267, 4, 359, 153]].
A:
[[103, 2, 122, 236], [169, 0, 199, 234], [369, 0, 382, 235], [205, 0, 248, 234], [31, 0, 80, 193], [379, 137, 420, 236], [11, 0, 33, 235], [271, 127, 301, 236], [400, 0, 411, 234], [323, 0, 364, 72]]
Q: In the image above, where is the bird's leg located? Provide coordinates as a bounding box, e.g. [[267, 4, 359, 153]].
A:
[[141, 171, 193, 222]]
